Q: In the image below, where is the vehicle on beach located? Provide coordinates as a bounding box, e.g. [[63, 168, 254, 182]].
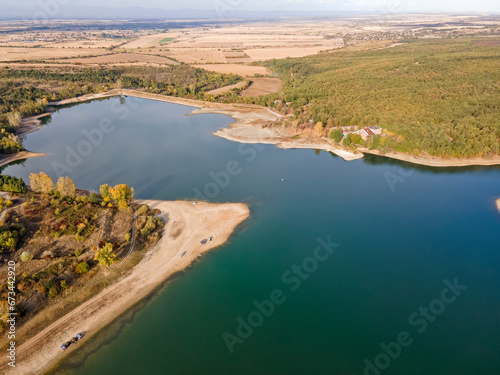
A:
[[60, 333, 85, 350], [59, 341, 72, 351], [201, 237, 213, 245], [179, 251, 187, 257]]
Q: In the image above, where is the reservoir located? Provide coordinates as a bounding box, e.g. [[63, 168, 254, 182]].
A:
[[4, 96, 500, 375]]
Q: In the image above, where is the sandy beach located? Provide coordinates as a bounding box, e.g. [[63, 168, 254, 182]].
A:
[[496, 198, 500, 213], [0, 200, 249, 375], [0, 151, 48, 169]]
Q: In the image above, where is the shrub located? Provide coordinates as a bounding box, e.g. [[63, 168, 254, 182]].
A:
[[20, 251, 34, 262], [137, 204, 149, 216], [60, 280, 68, 290], [125, 233, 131, 243], [89, 193, 99, 204], [75, 233, 85, 242], [48, 286, 59, 298], [0, 225, 26, 253], [75, 248, 83, 257]]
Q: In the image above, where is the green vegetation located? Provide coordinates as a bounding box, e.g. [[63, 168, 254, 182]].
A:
[[0, 224, 26, 253], [262, 38, 500, 158], [108, 184, 134, 210], [94, 242, 119, 266], [329, 129, 343, 143], [159, 37, 175, 45]]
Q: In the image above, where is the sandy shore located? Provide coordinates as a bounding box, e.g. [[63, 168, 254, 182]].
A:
[[0, 200, 249, 375], [496, 199, 500, 213], [0, 151, 48, 169], [360, 149, 500, 167]]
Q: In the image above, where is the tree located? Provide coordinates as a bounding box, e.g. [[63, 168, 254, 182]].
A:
[[94, 242, 119, 266], [6, 112, 21, 128], [314, 122, 324, 136], [343, 137, 351, 147], [109, 184, 134, 210], [29, 172, 53, 193], [99, 184, 109, 199], [349, 133, 364, 145], [56, 176, 76, 197]]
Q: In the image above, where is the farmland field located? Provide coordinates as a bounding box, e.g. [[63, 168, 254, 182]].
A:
[[241, 77, 282, 97], [192, 64, 270, 77]]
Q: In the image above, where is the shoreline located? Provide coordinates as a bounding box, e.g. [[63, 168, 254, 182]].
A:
[[0, 151, 48, 168], [0, 199, 249, 375], [5, 88, 500, 169]]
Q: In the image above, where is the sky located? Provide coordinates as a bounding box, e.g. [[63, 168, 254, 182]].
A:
[[2, 0, 499, 14]]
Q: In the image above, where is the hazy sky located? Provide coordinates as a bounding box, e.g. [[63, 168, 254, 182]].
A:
[[2, 0, 499, 13]]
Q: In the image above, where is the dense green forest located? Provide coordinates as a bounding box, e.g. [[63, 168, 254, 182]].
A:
[[260, 38, 500, 157]]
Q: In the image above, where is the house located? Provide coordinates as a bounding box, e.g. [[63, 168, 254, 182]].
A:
[[368, 126, 382, 135]]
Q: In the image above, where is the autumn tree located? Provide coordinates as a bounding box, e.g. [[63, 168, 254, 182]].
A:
[[6, 112, 21, 128], [99, 184, 109, 199], [94, 242, 119, 266], [314, 122, 324, 137], [109, 184, 134, 210], [56, 176, 76, 197], [29, 172, 53, 193]]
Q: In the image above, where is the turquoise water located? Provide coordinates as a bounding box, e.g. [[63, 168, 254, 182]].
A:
[[4, 97, 500, 375]]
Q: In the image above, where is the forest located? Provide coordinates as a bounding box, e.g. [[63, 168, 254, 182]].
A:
[[259, 38, 500, 158]]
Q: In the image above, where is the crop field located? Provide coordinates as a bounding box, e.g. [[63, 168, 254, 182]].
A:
[[54, 53, 178, 66], [0, 47, 108, 62], [192, 64, 270, 77], [120, 33, 181, 49], [241, 78, 282, 97]]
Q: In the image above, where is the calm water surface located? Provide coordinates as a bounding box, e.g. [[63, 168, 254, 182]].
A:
[[4, 97, 500, 375]]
